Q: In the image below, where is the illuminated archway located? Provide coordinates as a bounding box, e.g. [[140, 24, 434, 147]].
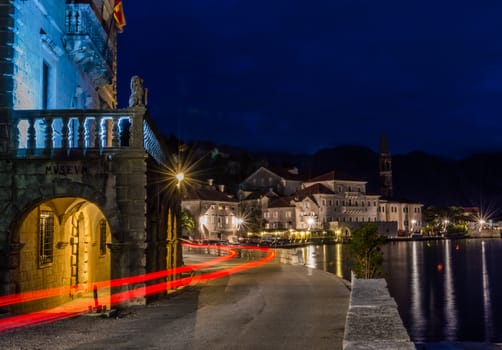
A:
[[10, 197, 111, 314]]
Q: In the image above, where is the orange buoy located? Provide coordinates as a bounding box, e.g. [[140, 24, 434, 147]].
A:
[[437, 263, 444, 271], [456, 244, 460, 251]]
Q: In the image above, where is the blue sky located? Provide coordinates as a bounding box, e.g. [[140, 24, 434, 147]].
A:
[[117, 0, 502, 157]]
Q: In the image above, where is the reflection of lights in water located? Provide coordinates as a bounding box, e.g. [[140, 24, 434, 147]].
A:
[[335, 243, 343, 278], [482, 241, 492, 341], [305, 246, 316, 268], [410, 241, 424, 338], [322, 245, 327, 271], [444, 240, 457, 340]]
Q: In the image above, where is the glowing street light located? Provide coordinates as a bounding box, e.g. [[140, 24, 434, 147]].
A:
[[411, 219, 417, 233], [175, 172, 184, 188], [232, 216, 243, 230], [307, 217, 314, 230], [442, 219, 449, 233], [479, 219, 485, 232]]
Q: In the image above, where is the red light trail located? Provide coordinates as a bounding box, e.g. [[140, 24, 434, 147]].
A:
[[0, 244, 275, 333], [0, 243, 236, 308]]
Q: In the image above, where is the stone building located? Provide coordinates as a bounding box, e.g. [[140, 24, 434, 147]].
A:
[[298, 171, 380, 229], [239, 166, 304, 197], [0, 0, 181, 315], [377, 200, 423, 234], [241, 167, 423, 237], [181, 182, 239, 241]]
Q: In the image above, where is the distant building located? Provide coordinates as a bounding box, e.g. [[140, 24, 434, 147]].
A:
[[240, 162, 423, 237], [377, 200, 423, 234], [264, 197, 296, 230], [297, 171, 380, 230], [239, 166, 304, 197], [182, 182, 239, 241]]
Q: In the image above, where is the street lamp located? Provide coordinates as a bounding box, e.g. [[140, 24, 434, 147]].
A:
[[307, 217, 314, 229], [176, 172, 184, 188], [411, 219, 417, 233], [479, 219, 485, 232], [231, 216, 243, 243], [443, 219, 449, 233]]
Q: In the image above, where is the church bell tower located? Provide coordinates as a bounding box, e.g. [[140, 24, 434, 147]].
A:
[[379, 133, 393, 199]]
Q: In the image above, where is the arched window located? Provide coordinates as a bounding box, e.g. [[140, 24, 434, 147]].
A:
[[39, 210, 54, 266]]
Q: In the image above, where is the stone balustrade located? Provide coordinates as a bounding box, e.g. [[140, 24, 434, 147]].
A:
[[12, 109, 134, 157], [10, 109, 168, 164]]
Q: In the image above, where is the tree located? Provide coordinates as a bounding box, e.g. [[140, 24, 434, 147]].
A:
[[181, 209, 196, 238], [349, 223, 386, 279]]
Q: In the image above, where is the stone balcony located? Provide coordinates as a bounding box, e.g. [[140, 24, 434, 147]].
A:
[[63, 3, 114, 87], [10, 108, 167, 164]]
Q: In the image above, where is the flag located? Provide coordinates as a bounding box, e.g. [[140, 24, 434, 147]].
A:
[[113, 0, 126, 32]]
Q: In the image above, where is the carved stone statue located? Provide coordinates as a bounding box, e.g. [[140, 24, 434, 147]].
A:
[[128, 75, 145, 107]]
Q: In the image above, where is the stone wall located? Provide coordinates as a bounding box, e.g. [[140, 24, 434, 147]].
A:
[[343, 276, 415, 350]]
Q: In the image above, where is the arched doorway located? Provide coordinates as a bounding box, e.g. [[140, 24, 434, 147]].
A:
[[11, 197, 111, 314]]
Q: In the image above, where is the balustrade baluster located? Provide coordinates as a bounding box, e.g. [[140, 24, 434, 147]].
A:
[[112, 116, 120, 147], [62, 116, 69, 152], [94, 117, 101, 148], [27, 117, 36, 154], [44, 116, 53, 154], [78, 116, 85, 148], [103, 118, 110, 148]]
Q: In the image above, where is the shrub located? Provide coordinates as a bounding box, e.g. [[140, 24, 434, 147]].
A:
[[349, 223, 386, 279]]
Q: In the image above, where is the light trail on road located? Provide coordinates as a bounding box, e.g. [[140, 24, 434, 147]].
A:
[[0, 244, 274, 333], [0, 243, 236, 308]]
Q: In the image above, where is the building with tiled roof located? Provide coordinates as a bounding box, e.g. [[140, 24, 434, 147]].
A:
[[239, 166, 304, 196], [377, 199, 423, 234], [260, 168, 422, 237], [263, 197, 296, 230], [181, 182, 239, 240], [192, 158, 424, 240]]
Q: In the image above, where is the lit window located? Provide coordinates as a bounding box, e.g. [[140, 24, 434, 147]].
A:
[[39, 210, 54, 266], [99, 219, 107, 256]]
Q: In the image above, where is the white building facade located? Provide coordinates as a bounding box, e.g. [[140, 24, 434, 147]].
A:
[[242, 169, 423, 237]]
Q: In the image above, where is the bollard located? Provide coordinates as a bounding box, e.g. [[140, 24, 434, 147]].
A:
[[93, 285, 99, 309]]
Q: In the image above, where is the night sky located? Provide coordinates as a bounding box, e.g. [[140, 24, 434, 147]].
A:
[[116, 1, 502, 158]]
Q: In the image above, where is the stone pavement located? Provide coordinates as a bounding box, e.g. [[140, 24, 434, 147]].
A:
[[0, 251, 351, 350]]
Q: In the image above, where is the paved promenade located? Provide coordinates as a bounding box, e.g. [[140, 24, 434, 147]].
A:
[[0, 252, 351, 350]]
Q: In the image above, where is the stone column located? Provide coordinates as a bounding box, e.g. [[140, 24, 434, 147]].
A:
[[109, 148, 148, 308]]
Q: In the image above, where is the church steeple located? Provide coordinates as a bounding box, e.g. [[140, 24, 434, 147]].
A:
[[379, 133, 393, 199]]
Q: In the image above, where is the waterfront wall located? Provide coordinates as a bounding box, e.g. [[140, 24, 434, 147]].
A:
[[343, 276, 415, 350]]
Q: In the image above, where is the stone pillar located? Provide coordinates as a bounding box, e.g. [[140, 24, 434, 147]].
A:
[[109, 148, 148, 308], [108, 241, 147, 307], [0, 158, 14, 301]]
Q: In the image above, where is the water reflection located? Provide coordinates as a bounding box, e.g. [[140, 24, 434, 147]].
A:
[[444, 240, 457, 340], [482, 241, 492, 340], [381, 239, 502, 343], [410, 242, 425, 338], [279, 239, 502, 343], [274, 243, 352, 280]]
